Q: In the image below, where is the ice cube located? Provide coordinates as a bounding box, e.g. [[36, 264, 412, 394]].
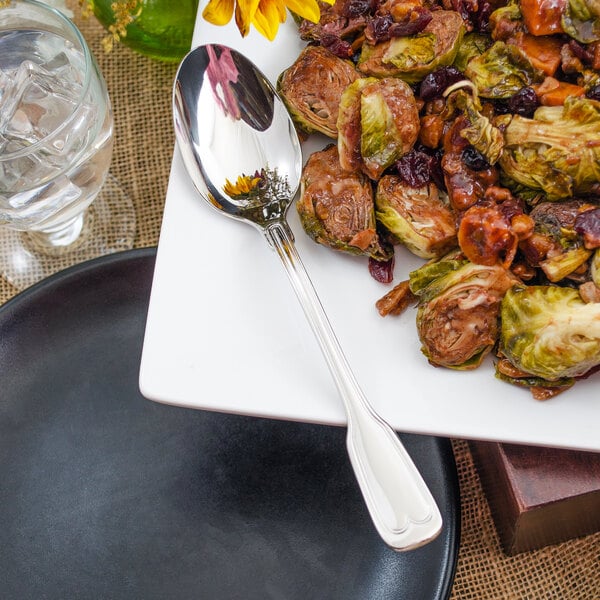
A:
[[41, 101, 94, 163], [2, 60, 81, 146], [0, 68, 21, 132], [42, 50, 70, 73]]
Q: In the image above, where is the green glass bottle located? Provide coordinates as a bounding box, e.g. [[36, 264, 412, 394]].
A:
[[89, 0, 199, 62]]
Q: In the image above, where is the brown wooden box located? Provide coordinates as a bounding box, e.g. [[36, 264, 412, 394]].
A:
[[469, 441, 600, 555]]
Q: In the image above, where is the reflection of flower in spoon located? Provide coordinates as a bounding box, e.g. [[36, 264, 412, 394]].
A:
[[206, 45, 241, 120], [223, 171, 262, 198], [223, 167, 291, 221], [203, 0, 333, 41]]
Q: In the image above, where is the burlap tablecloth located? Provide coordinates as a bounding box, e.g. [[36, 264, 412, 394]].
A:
[[1, 6, 598, 598]]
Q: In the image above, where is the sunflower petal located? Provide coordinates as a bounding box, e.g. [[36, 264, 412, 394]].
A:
[[284, 0, 320, 22], [202, 0, 235, 26], [275, 0, 287, 21], [253, 0, 285, 40], [234, 0, 261, 36]]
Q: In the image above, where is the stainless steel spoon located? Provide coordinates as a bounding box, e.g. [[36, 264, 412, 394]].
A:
[[173, 43, 442, 551]]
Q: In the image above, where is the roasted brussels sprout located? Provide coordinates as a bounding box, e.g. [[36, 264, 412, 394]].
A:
[[498, 97, 600, 200], [375, 176, 457, 259], [495, 357, 575, 399], [517, 200, 595, 281], [277, 45, 362, 138], [357, 10, 465, 84], [465, 41, 543, 99], [500, 285, 600, 380], [489, 2, 524, 41], [561, 0, 600, 43], [297, 144, 392, 260], [409, 258, 519, 369], [337, 77, 377, 173], [337, 77, 420, 180], [453, 32, 493, 72], [445, 86, 504, 164]]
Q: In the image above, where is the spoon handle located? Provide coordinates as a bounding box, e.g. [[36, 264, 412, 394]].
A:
[[263, 221, 442, 551]]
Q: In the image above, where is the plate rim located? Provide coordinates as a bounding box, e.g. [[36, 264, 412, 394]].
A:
[[0, 246, 461, 599]]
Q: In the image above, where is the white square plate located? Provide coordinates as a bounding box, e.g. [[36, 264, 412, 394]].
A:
[[139, 7, 600, 451]]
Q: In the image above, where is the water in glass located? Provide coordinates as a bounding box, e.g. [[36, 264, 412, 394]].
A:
[[0, 28, 112, 244]]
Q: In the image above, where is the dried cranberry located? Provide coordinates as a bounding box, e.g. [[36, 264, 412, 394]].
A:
[[574, 207, 600, 249], [365, 7, 431, 43], [367, 14, 393, 42], [462, 146, 490, 171], [369, 255, 395, 284], [507, 87, 539, 117], [387, 7, 432, 37], [396, 150, 434, 188], [451, 0, 472, 24], [451, 0, 490, 30], [587, 84, 600, 102], [419, 67, 465, 101], [320, 33, 353, 59], [430, 149, 446, 192], [342, 0, 375, 18], [476, 1, 493, 31]]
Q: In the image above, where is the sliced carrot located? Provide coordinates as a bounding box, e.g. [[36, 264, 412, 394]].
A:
[[538, 81, 586, 105], [520, 0, 566, 36], [510, 32, 562, 76]]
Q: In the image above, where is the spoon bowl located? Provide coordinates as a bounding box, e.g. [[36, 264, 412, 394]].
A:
[[173, 44, 301, 228], [173, 43, 443, 551]]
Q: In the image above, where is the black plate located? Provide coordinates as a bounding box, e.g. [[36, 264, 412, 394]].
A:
[[0, 248, 460, 599]]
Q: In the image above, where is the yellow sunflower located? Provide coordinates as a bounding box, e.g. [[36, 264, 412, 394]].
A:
[[202, 0, 333, 41], [223, 173, 262, 198]]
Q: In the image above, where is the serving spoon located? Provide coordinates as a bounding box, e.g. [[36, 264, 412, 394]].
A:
[[173, 43, 442, 551]]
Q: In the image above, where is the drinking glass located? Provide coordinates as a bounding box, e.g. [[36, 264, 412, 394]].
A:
[[0, 0, 135, 290]]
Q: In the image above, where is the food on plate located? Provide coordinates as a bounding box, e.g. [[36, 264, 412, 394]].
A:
[[465, 40, 544, 98], [277, 45, 361, 137], [498, 285, 600, 394], [357, 9, 465, 83], [375, 176, 456, 258], [297, 144, 393, 260], [337, 76, 420, 179], [284, 0, 600, 398], [409, 256, 520, 369], [498, 97, 600, 199]]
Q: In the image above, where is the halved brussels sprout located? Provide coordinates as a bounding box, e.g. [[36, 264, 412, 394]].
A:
[[495, 357, 575, 399], [445, 86, 504, 164], [500, 285, 600, 380], [297, 144, 392, 260], [465, 41, 543, 99], [337, 77, 377, 173], [409, 258, 519, 369], [561, 0, 600, 43], [357, 10, 465, 84], [375, 176, 457, 259], [360, 78, 420, 179], [498, 96, 600, 200], [277, 45, 362, 138], [489, 2, 524, 41], [519, 200, 596, 280], [453, 32, 493, 72], [337, 77, 419, 179]]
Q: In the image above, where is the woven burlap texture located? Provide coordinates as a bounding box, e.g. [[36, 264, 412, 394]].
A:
[[0, 5, 598, 598]]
